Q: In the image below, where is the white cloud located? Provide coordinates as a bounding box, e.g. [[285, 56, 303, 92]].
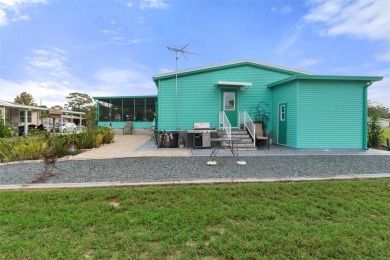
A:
[[0, 8, 7, 25], [280, 6, 293, 14], [368, 68, 390, 108], [92, 68, 156, 92], [0, 79, 78, 108], [296, 58, 322, 68], [139, 0, 168, 9], [1, 46, 96, 107], [157, 67, 171, 74], [26, 47, 71, 78], [271, 5, 293, 14], [0, 0, 47, 26], [11, 13, 29, 21], [98, 36, 144, 46], [274, 23, 302, 54], [305, 0, 390, 61]]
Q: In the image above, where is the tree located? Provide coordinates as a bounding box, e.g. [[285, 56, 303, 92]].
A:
[[368, 102, 390, 119], [51, 105, 64, 110], [367, 114, 384, 148], [0, 111, 13, 138], [14, 92, 37, 106], [65, 92, 95, 127], [65, 92, 94, 112]]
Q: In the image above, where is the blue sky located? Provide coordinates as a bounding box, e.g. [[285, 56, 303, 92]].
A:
[[1, 0, 389, 108]]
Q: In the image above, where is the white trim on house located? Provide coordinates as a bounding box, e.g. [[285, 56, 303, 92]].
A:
[[0, 100, 48, 111]]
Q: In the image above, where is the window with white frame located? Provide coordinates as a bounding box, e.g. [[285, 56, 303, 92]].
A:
[[19, 110, 32, 123]]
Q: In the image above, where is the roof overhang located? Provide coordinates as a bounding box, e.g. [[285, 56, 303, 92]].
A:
[[215, 81, 252, 92], [267, 75, 383, 88], [153, 59, 314, 84], [216, 81, 252, 87], [0, 100, 48, 111]]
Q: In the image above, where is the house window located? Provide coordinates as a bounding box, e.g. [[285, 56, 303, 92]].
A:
[[224, 92, 235, 110], [280, 105, 285, 121], [19, 110, 32, 123]]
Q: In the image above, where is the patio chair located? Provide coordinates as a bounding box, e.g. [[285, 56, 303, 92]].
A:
[[255, 123, 269, 150], [123, 121, 132, 134]]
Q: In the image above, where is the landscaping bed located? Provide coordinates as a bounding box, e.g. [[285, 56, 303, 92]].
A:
[[0, 127, 114, 163]]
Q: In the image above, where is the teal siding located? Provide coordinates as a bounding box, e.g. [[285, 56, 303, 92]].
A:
[[157, 64, 292, 131], [272, 82, 298, 147], [297, 80, 365, 149]]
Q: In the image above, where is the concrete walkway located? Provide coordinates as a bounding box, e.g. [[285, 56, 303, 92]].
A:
[[71, 135, 189, 160]]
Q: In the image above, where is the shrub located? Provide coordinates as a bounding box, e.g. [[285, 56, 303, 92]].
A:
[[28, 129, 50, 138], [0, 120, 13, 138], [0, 127, 114, 163], [368, 114, 384, 148]]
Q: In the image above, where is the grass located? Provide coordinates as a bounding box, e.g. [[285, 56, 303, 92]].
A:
[[1, 180, 390, 259], [383, 126, 390, 142]]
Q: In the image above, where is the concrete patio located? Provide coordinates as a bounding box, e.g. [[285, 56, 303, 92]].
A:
[[69, 134, 390, 161]]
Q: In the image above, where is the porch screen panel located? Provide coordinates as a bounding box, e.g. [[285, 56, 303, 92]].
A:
[[111, 99, 123, 121], [123, 98, 135, 121], [145, 98, 156, 122], [98, 99, 111, 121], [135, 98, 145, 121]]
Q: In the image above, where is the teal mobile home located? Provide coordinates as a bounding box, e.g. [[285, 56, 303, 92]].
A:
[[153, 60, 382, 149]]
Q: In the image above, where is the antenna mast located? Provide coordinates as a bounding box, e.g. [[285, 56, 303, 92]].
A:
[[167, 44, 199, 131]]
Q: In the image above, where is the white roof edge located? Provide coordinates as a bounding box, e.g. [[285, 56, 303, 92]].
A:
[[61, 110, 85, 115], [0, 100, 84, 114], [216, 81, 252, 87], [153, 59, 314, 78], [0, 100, 48, 111]]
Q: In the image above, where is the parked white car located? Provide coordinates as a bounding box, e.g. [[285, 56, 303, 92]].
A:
[[55, 122, 77, 133]]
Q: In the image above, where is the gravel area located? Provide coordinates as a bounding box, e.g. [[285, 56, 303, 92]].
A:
[[1, 155, 390, 185]]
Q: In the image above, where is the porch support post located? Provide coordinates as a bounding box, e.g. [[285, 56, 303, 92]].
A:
[[24, 110, 28, 136], [2, 106, 5, 126]]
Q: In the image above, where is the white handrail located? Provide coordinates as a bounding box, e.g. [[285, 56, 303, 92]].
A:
[[220, 111, 231, 138], [242, 111, 255, 146]]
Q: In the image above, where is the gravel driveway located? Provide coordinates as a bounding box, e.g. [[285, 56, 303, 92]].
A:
[[1, 155, 390, 185]]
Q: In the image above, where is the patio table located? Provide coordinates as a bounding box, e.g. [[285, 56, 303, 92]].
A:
[[209, 137, 241, 157]]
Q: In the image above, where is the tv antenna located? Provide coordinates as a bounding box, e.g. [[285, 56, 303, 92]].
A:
[[167, 44, 200, 131]]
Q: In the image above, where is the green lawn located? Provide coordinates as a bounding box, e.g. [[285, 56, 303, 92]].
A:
[[1, 180, 390, 259], [383, 126, 390, 142]]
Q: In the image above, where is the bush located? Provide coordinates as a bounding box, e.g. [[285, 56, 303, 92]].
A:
[[28, 129, 50, 138], [368, 114, 384, 148], [0, 127, 114, 163], [0, 120, 13, 138]]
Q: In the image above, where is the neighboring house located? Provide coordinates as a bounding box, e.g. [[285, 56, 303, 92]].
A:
[[94, 96, 157, 134], [0, 100, 85, 135], [152, 60, 383, 150]]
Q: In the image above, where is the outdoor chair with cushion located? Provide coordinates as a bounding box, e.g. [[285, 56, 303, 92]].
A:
[[123, 121, 132, 134], [255, 122, 269, 150]]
